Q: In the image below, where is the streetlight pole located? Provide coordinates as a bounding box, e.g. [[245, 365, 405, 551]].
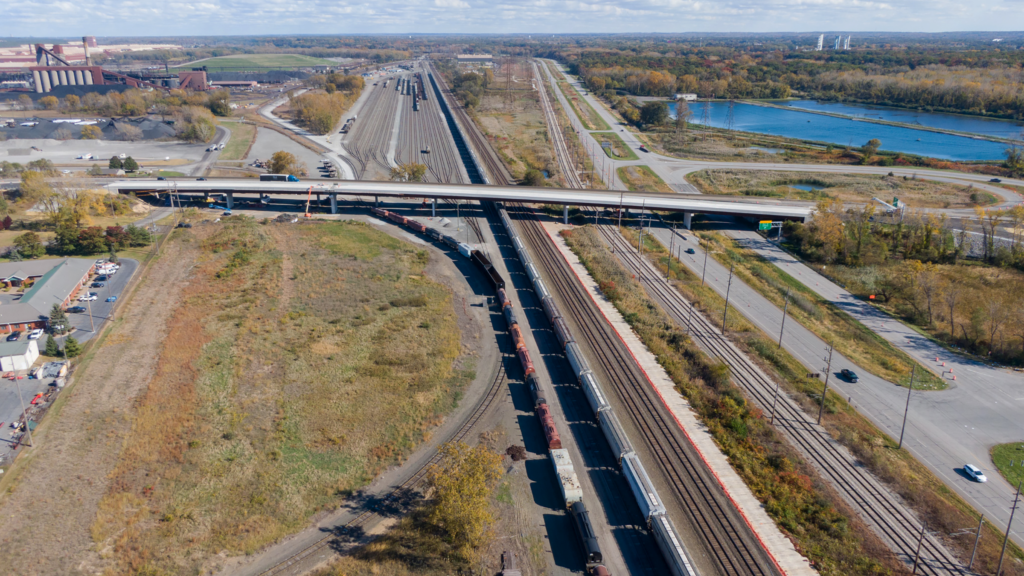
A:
[[899, 365, 916, 449], [86, 296, 95, 332], [13, 375, 32, 448], [817, 341, 834, 425], [778, 288, 790, 349], [722, 264, 735, 335], [997, 480, 1022, 576]]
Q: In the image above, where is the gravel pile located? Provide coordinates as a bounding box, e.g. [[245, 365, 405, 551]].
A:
[[0, 117, 177, 141]]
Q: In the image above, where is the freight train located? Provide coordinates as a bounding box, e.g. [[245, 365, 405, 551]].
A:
[[495, 204, 698, 576]]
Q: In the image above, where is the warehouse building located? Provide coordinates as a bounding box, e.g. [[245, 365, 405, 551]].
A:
[[457, 54, 493, 67], [0, 258, 95, 333]]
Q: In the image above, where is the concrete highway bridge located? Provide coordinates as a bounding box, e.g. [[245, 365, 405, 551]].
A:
[[109, 178, 813, 228]]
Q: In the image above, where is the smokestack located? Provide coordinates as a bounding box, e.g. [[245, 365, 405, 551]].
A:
[[83, 37, 91, 66]]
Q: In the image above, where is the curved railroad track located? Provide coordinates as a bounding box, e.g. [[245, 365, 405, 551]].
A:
[[595, 217, 967, 575]]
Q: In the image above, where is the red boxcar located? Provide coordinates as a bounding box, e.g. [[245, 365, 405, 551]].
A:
[[517, 348, 535, 376], [371, 207, 389, 217], [387, 212, 408, 226], [407, 220, 427, 233], [554, 317, 573, 349]]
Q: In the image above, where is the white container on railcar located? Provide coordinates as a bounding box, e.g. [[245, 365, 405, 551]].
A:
[[541, 295, 561, 323], [651, 512, 698, 576], [458, 243, 473, 258], [534, 278, 551, 300], [557, 469, 583, 506], [579, 371, 610, 415], [622, 453, 666, 520], [550, 448, 574, 475], [598, 408, 635, 463], [565, 341, 591, 379], [525, 262, 541, 283]]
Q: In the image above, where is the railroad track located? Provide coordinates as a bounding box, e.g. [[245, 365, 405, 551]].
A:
[[596, 217, 967, 576], [533, 61, 584, 189], [259, 356, 508, 576], [506, 202, 779, 576], [345, 82, 399, 178]]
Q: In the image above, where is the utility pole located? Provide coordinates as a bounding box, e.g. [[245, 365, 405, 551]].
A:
[[997, 480, 1022, 576], [721, 264, 735, 334], [899, 365, 916, 449], [14, 375, 32, 448], [617, 192, 624, 230], [778, 288, 790, 349], [769, 377, 782, 425], [817, 341, 834, 424], [911, 522, 926, 574], [87, 296, 95, 332], [969, 514, 984, 570], [668, 224, 675, 279], [701, 237, 710, 287]]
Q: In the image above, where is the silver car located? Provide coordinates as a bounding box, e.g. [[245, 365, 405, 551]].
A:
[[964, 464, 988, 483]]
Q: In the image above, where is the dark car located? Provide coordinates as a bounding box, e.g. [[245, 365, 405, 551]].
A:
[[685, 248, 696, 254], [66, 306, 86, 313], [639, 145, 649, 152], [841, 368, 859, 382], [91, 282, 106, 288], [197, 177, 207, 181], [222, 211, 232, 217], [6, 331, 21, 341], [95, 275, 108, 282], [990, 178, 1002, 183], [156, 176, 166, 181]]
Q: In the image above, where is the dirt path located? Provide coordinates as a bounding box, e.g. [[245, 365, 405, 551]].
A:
[[0, 238, 197, 575]]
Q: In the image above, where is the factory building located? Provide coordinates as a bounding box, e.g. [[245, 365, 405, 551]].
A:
[[457, 54, 493, 66]]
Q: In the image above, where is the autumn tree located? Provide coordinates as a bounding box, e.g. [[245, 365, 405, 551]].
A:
[[80, 125, 102, 139], [389, 163, 427, 182], [39, 95, 59, 110], [18, 170, 52, 205], [269, 151, 305, 177], [63, 94, 80, 110], [942, 281, 963, 340], [810, 198, 845, 263], [427, 442, 503, 556]]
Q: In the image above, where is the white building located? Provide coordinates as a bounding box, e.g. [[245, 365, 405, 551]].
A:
[[675, 93, 698, 102], [0, 339, 39, 372]]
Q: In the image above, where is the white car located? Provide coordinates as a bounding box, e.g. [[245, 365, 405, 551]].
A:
[[27, 329, 44, 340], [78, 293, 98, 302], [118, 153, 127, 159], [964, 464, 988, 483], [76, 154, 94, 160]]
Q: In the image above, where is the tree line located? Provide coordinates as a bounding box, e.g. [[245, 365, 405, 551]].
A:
[[292, 74, 364, 135]]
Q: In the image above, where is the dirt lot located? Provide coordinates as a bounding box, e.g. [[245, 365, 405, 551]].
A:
[[0, 232, 198, 575]]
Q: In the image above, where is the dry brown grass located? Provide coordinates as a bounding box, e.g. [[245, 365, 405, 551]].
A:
[[89, 218, 468, 574], [473, 90, 557, 183], [617, 165, 673, 194], [687, 169, 997, 208]]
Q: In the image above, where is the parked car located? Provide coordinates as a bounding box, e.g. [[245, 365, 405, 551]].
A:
[[964, 464, 988, 483], [222, 210, 232, 216], [95, 275, 108, 282], [197, 177, 207, 181], [841, 368, 859, 382], [157, 176, 166, 181], [66, 306, 86, 313], [6, 332, 21, 341], [639, 145, 649, 152], [91, 282, 106, 288], [685, 248, 696, 254], [990, 178, 1002, 183], [28, 329, 43, 340], [78, 293, 98, 302], [106, 296, 118, 303]]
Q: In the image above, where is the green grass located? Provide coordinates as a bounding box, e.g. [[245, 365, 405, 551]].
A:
[[555, 79, 610, 131], [218, 121, 257, 161], [591, 132, 639, 160], [175, 53, 336, 72], [617, 165, 673, 193], [157, 170, 185, 177], [991, 443, 1024, 489]]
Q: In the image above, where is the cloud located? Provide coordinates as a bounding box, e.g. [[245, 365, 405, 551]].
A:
[[1, 0, 1019, 34]]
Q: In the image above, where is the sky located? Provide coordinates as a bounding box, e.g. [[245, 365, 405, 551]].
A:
[[3, 0, 1021, 36]]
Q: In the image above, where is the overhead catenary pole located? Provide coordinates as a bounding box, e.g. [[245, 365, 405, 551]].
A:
[[899, 364, 916, 449], [721, 264, 735, 334], [996, 480, 1021, 576], [817, 341, 834, 424]]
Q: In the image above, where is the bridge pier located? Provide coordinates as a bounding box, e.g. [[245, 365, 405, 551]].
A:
[[563, 205, 569, 225], [432, 199, 436, 218], [683, 211, 692, 230], [330, 193, 338, 214], [226, 192, 233, 210], [375, 195, 379, 207]]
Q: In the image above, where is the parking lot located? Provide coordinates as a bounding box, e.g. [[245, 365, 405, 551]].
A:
[[60, 257, 138, 343]]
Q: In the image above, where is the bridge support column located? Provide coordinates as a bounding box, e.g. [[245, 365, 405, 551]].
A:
[[375, 195, 379, 207], [683, 211, 692, 230], [563, 205, 569, 225], [226, 192, 233, 210], [432, 199, 436, 218], [203, 192, 209, 201], [330, 193, 338, 214]]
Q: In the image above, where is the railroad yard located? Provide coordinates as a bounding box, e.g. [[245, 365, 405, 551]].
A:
[[6, 49, 1024, 576]]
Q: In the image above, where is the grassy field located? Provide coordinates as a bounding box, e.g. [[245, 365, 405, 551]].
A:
[[218, 121, 258, 161], [612, 225, 1024, 575], [175, 54, 336, 72], [992, 443, 1024, 489], [699, 231, 945, 390], [617, 165, 673, 193], [591, 132, 639, 160], [472, 89, 557, 183], [687, 169, 999, 208], [555, 76, 610, 131], [90, 218, 469, 574]]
